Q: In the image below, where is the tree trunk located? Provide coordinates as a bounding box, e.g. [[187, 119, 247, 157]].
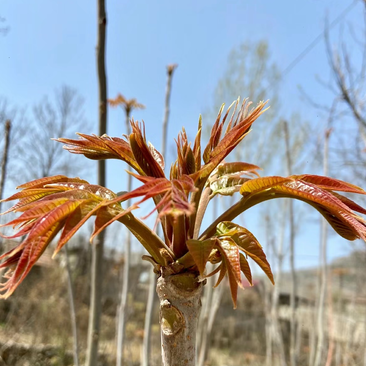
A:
[[283, 121, 297, 366], [0, 120, 11, 216], [86, 0, 107, 365], [116, 110, 132, 366], [142, 270, 156, 366], [156, 270, 203, 366], [269, 204, 288, 366], [64, 245, 80, 366], [314, 129, 331, 366]]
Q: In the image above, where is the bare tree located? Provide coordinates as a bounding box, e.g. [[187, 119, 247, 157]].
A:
[[0, 119, 11, 255], [0, 120, 11, 209], [22, 86, 88, 180], [85, 0, 107, 365], [283, 121, 298, 366], [207, 41, 281, 170], [28, 88, 87, 366], [0, 98, 28, 188], [4, 86, 87, 365], [301, 3, 366, 184]]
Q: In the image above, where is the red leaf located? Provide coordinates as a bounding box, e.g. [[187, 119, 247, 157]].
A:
[[239, 176, 292, 196], [0, 220, 63, 298], [292, 175, 365, 194], [56, 133, 143, 174], [239, 253, 253, 286], [130, 121, 165, 178], [186, 238, 218, 275], [55, 200, 101, 255], [217, 222, 274, 285], [16, 176, 88, 190], [217, 238, 243, 308]]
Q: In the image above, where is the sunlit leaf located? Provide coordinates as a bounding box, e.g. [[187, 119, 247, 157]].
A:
[[216, 162, 261, 178], [330, 192, 366, 215], [130, 120, 165, 178], [239, 176, 292, 195], [291, 175, 365, 194], [0, 175, 170, 298], [16, 176, 89, 190], [209, 176, 249, 197], [56, 133, 143, 174]]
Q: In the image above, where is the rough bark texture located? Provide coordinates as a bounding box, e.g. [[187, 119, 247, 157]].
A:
[[157, 270, 203, 366]]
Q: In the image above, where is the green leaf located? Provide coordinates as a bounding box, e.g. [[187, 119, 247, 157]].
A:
[[209, 176, 249, 197], [216, 162, 261, 178]]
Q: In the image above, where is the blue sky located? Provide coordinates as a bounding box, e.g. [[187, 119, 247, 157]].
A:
[[1, 0, 364, 269]]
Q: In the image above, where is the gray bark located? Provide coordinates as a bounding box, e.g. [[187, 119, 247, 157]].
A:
[[314, 130, 331, 366], [161, 64, 177, 164], [0, 120, 10, 207], [142, 270, 157, 366], [64, 245, 80, 366], [269, 204, 288, 366], [283, 121, 297, 366], [86, 0, 107, 365], [157, 270, 203, 366]]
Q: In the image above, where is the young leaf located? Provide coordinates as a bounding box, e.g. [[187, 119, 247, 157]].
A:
[[216, 237, 243, 308], [216, 221, 274, 285], [239, 253, 253, 286], [201, 175, 366, 244], [56, 133, 144, 174], [239, 176, 293, 196], [0, 176, 170, 298], [186, 238, 218, 275], [209, 176, 249, 197], [130, 120, 165, 178]]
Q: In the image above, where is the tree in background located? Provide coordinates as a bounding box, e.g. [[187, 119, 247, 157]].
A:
[[0, 99, 27, 188], [85, 0, 107, 364], [21, 85, 88, 180], [301, 4, 366, 364], [201, 40, 305, 365], [1, 97, 366, 366], [207, 41, 281, 169]]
